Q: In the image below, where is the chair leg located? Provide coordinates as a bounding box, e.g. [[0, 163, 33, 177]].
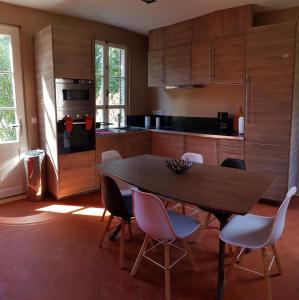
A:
[[164, 243, 171, 300], [261, 247, 273, 300], [181, 239, 199, 272], [181, 204, 186, 215], [119, 220, 126, 268], [271, 244, 283, 276], [225, 246, 244, 281], [128, 220, 133, 239], [164, 200, 170, 209], [101, 208, 107, 222], [98, 215, 113, 247], [131, 234, 151, 276], [228, 245, 234, 256]]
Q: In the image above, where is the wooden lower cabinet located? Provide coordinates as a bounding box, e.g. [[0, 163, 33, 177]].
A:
[[129, 132, 152, 157], [245, 142, 289, 202], [219, 139, 244, 165], [152, 132, 184, 159], [185, 136, 218, 165], [58, 150, 96, 198]]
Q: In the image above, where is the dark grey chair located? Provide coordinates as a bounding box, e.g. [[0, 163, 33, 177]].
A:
[[99, 175, 133, 268], [221, 158, 246, 170]]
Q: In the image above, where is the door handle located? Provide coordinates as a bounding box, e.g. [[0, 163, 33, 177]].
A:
[[245, 77, 251, 122]]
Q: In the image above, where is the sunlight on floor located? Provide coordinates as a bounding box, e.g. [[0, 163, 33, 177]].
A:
[[36, 205, 83, 213], [73, 207, 110, 217]]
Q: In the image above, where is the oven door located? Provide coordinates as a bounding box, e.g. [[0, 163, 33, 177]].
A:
[[57, 119, 95, 154]]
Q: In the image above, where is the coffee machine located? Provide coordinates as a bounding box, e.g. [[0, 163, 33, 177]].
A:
[[218, 112, 229, 131]]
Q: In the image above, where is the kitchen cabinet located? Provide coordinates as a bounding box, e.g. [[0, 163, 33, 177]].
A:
[[245, 22, 298, 202], [129, 132, 152, 157], [193, 13, 214, 42], [219, 139, 244, 164], [52, 25, 94, 80], [191, 40, 212, 84], [151, 132, 185, 159], [148, 50, 164, 87], [212, 35, 245, 84], [149, 28, 164, 50], [185, 136, 218, 166], [213, 5, 252, 38], [163, 20, 192, 49], [58, 151, 96, 198], [165, 45, 191, 85]]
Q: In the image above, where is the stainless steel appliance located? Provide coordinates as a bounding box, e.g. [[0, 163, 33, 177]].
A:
[[55, 78, 95, 154], [55, 78, 95, 120]]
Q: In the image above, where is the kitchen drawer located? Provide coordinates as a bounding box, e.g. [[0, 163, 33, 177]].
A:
[[58, 151, 96, 197], [219, 139, 244, 165]]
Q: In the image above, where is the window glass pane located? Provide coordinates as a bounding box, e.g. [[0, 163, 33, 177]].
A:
[[108, 108, 125, 128], [95, 75, 104, 106], [0, 73, 15, 107], [109, 47, 125, 77], [109, 78, 125, 106], [0, 110, 17, 142], [96, 109, 104, 124], [95, 44, 104, 76], [0, 35, 12, 72]]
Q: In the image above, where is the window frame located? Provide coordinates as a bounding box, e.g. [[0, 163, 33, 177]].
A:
[[95, 40, 128, 128]]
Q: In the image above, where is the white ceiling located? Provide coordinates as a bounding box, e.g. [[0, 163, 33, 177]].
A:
[[2, 0, 299, 35]]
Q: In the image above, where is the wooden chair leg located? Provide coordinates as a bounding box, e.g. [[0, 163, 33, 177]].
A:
[[119, 220, 126, 268], [225, 246, 243, 281], [164, 200, 170, 209], [261, 247, 273, 300], [98, 215, 113, 247], [181, 239, 199, 272], [205, 212, 212, 227], [164, 243, 171, 300], [181, 204, 186, 215], [228, 245, 234, 256], [101, 208, 107, 222], [271, 244, 283, 275], [131, 234, 151, 276], [128, 220, 133, 239]]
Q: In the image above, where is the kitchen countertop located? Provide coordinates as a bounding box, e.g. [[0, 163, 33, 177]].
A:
[[96, 126, 244, 140]]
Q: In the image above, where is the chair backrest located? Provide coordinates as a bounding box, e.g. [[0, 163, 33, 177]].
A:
[[266, 186, 297, 245], [132, 189, 176, 241], [181, 152, 204, 164], [101, 175, 131, 220], [221, 158, 246, 170], [102, 150, 122, 163]]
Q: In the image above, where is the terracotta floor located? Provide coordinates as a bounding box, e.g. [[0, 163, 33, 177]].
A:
[[0, 192, 298, 300]]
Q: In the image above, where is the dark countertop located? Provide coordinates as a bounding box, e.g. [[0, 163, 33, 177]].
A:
[[96, 126, 244, 140]]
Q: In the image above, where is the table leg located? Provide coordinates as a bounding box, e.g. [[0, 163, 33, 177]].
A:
[[213, 211, 231, 300]]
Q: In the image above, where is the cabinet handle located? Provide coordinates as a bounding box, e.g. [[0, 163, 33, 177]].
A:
[[209, 47, 214, 81], [222, 146, 240, 151], [161, 54, 165, 84], [245, 76, 251, 122]]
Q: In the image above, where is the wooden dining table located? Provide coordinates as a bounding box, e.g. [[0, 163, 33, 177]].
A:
[[98, 154, 274, 300]]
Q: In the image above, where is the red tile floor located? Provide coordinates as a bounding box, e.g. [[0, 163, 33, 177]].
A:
[[0, 192, 298, 300]]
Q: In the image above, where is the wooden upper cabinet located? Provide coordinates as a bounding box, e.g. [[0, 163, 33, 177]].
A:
[[149, 28, 164, 50], [193, 13, 214, 42], [246, 22, 296, 145], [213, 5, 252, 38], [52, 26, 94, 80], [212, 35, 245, 84], [192, 40, 212, 84], [148, 50, 164, 87], [163, 20, 192, 49], [165, 45, 191, 85]]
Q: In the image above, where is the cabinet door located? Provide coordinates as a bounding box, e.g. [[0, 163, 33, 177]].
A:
[[152, 132, 184, 159], [219, 139, 244, 165], [246, 22, 296, 145], [213, 5, 252, 38], [213, 35, 245, 84], [149, 28, 164, 50], [185, 136, 218, 166], [129, 132, 152, 157], [165, 45, 191, 85], [192, 40, 212, 84], [192, 13, 215, 42], [53, 26, 94, 80], [163, 20, 192, 49], [245, 142, 289, 202], [59, 151, 96, 198], [148, 50, 164, 87]]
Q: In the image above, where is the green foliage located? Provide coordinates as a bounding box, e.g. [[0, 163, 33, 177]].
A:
[[0, 34, 17, 142]]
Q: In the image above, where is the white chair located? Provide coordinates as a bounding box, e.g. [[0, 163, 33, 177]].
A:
[[131, 189, 200, 300], [219, 186, 297, 300], [100, 150, 133, 221]]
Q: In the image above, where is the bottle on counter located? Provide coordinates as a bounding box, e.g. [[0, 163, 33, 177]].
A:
[[155, 117, 160, 129], [144, 116, 151, 128], [233, 106, 244, 132]]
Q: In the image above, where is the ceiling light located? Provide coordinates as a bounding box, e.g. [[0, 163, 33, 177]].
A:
[[142, 0, 157, 4]]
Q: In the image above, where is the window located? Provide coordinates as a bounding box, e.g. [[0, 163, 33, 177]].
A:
[[0, 32, 18, 142], [95, 41, 127, 128]]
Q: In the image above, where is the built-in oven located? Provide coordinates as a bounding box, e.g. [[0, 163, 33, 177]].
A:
[[55, 78, 96, 154]]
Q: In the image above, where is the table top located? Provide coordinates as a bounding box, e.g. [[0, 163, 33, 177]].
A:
[[99, 154, 274, 215]]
